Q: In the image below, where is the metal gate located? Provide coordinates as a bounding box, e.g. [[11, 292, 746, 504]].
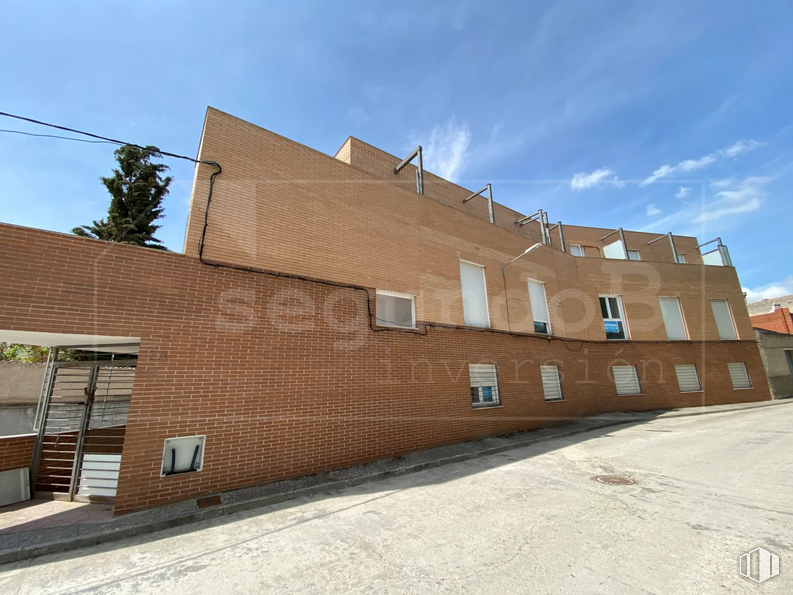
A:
[[31, 358, 136, 502]]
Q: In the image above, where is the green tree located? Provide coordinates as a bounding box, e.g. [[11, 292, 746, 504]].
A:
[[73, 144, 172, 249]]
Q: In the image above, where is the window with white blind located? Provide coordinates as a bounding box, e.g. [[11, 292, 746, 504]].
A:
[[570, 244, 585, 257], [674, 364, 701, 392], [676, 253, 687, 264], [459, 261, 490, 328], [612, 365, 641, 395], [600, 295, 628, 340], [659, 297, 688, 340], [627, 249, 641, 260], [469, 364, 500, 408], [540, 365, 563, 401], [728, 363, 752, 389], [711, 299, 738, 340], [528, 279, 551, 334], [603, 239, 627, 260], [375, 290, 415, 328]]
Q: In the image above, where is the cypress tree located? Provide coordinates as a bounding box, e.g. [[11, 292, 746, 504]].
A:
[[73, 144, 172, 250]]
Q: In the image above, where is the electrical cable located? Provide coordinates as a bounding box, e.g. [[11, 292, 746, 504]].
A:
[[0, 128, 118, 144]]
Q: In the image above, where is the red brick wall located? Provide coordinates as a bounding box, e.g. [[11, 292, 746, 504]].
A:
[[751, 308, 793, 334], [0, 224, 771, 514], [0, 434, 35, 472]]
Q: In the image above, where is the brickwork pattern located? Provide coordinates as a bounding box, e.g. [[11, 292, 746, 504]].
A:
[[0, 224, 770, 514], [0, 433, 35, 472]]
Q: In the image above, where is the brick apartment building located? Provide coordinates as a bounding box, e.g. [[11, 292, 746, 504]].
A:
[[0, 108, 771, 514]]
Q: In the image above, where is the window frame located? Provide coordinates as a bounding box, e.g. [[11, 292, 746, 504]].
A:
[[727, 362, 752, 390], [674, 364, 702, 393], [599, 294, 629, 340], [527, 278, 552, 335], [468, 363, 501, 409], [676, 253, 687, 264], [569, 244, 585, 257], [658, 296, 689, 341], [711, 299, 739, 340], [627, 249, 642, 261], [459, 260, 491, 328], [612, 365, 642, 396], [540, 365, 564, 402], [375, 289, 416, 329]]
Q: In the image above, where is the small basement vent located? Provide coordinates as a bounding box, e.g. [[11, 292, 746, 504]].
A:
[[613, 365, 641, 396], [727, 363, 752, 390], [674, 364, 702, 393], [162, 435, 206, 477], [540, 365, 563, 401]]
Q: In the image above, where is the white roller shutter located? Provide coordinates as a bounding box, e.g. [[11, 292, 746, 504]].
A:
[[728, 363, 752, 389], [674, 364, 701, 392], [613, 365, 641, 396], [528, 279, 551, 334], [540, 365, 563, 401], [469, 364, 500, 406], [711, 300, 738, 340], [659, 297, 688, 340], [460, 262, 490, 327]]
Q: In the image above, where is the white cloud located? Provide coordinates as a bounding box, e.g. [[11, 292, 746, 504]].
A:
[[692, 176, 768, 222], [674, 186, 692, 199], [709, 178, 736, 189], [570, 167, 613, 191], [417, 119, 471, 183], [646, 203, 661, 216], [743, 278, 793, 302], [612, 176, 626, 189], [719, 139, 762, 159], [641, 139, 762, 185]]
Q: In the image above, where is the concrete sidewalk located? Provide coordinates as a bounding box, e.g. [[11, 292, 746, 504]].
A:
[[0, 398, 789, 565]]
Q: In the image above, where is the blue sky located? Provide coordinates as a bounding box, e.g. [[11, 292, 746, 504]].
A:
[[1, 1, 791, 300]]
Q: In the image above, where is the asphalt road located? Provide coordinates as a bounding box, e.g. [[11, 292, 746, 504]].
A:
[[1, 405, 791, 594]]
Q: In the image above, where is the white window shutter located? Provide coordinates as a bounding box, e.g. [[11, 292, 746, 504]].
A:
[[460, 262, 490, 327], [613, 365, 641, 395], [711, 300, 738, 340], [727, 363, 752, 389], [659, 297, 688, 340], [540, 365, 563, 401], [674, 364, 701, 392], [528, 280, 550, 328]]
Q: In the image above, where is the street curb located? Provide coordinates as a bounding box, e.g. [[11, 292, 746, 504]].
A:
[[0, 399, 788, 565]]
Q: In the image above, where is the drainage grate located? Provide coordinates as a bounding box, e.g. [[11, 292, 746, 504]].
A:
[[594, 475, 636, 485]]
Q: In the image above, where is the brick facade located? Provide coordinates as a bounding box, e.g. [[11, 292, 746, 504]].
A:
[[751, 307, 793, 335], [0, 223, 770, 514], [0, 107, 771, 514], [0, 433, 35, 473]]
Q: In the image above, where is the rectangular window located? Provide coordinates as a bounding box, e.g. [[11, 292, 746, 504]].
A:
[[469, 364, 500, 407], [460, 261, 490, 328], [711, 299, 738, 340], [375, 290, 415, 328], [570, 244, 585, 257], [540, 365, 563, 401], [674, 364, 702, 392], [603, 239, 627, 260], [613, 365, 641, 395], [728, 362, 752, 389], [676, 253, 687, 264], [528, 279, 551, 334], [600, 295, 628, 340], [659, 297, 688, 340], [627, 249, 641, 261]]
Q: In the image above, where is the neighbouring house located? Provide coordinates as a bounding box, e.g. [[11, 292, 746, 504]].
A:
[[0, 362, 45, 436], [746, 294, 793, 317], [750, 303, 793, 335], [753, 328, 793, 399], [0, 107, 771, 515]]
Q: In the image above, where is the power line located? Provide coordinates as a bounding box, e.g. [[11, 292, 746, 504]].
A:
[[0, 128, 117, 144], [0, 110, 205, 164]]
